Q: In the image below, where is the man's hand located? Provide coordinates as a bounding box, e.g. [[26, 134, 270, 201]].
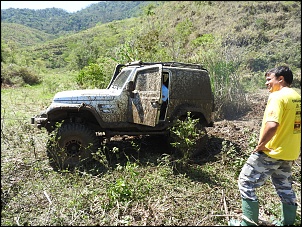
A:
[[253, 121, 279, 153]]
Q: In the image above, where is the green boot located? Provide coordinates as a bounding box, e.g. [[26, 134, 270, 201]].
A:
[[228, 199, 259, 226], [241, 199, 259, 226], [281, 203, 297, 226]]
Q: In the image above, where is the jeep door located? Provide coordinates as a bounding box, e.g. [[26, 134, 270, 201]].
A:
[[129, 65, 162, 127]]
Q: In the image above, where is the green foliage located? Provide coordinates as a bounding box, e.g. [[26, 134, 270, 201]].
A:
[[92, 147, 110, 169], [169, 112, 204, 165], [112, 41, 139, 63], [2, 1, 301, 89], [1, 22, 56, 48], [191, 34, 214, 48], [105, 161, 152, 209], [1, 2, 150, 35], [248, 132, 259, 152], [143, 3, 156, 16], [192, 39, 249, 120], [135, 29, 161, 61], [40, 70, 80, 95], [175, 19, 193, 40], [220, 140, 247, 175], [240, 71, 267, 92], [76, 59, 113, 89], [1, 40, 10, 63]]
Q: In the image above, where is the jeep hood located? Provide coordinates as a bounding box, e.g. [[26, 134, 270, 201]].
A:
[[52, 88, 119, 103]]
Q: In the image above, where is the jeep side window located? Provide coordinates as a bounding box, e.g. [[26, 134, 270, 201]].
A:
[[110, 69, 132, 89], [135, 73, 147, 91], [135, 68, 159, 91]]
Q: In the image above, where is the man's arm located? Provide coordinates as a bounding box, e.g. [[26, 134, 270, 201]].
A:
[[254, 121, 279, 152]]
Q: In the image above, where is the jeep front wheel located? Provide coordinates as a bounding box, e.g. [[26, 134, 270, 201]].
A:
[[47, 123, 100, 171]]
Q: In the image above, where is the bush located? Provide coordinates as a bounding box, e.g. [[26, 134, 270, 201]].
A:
[[76, 61, 113, 89], [1, 63, 41, 87], [169, 112, 206, 168]]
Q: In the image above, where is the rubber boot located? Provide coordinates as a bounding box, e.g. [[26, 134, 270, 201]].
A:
[[281, 203, 297, 226], [241, 199, 259, 226], [228, 199, 259, 226]]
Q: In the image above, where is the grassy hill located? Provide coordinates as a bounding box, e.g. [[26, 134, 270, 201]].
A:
[[2, 1, 300, 118], [1, 22, 56, 48], [2, 1, 300, 72], [1, 1, 151, 35]]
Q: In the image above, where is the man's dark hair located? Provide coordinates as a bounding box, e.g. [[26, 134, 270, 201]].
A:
[[265, 65, 293, 85]]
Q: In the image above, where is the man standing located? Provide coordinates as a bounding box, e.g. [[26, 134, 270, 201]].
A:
[[229, 66, 301, 226]]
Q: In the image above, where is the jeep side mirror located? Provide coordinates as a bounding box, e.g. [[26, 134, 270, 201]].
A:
[[126, 81, 135, 98]]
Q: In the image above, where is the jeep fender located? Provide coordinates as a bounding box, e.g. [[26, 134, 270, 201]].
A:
[[171, 104, 209, 126], [46, 103, 105, 129]]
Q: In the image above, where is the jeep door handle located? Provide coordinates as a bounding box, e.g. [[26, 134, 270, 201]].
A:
[[151, 100, 160, 109]]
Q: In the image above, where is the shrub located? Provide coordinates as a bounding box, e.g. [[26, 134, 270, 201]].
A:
[[1, 63, 41, 87], [169, 112, 205, 168], [75, 58, 115, 89]]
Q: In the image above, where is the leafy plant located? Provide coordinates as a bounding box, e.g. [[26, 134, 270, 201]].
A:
[[76, 62, 111, 89], [105, 161, 152, 209], [169, 112, 205, 167]]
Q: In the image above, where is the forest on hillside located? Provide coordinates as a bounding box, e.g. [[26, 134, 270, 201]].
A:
[[1, 1, 301, 90], [1, 1, 151, 35]]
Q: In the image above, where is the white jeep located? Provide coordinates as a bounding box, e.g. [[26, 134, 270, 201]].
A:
[[31, 61, 214, 170]]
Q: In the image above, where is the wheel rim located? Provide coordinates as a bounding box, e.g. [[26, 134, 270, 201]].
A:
[[65, 139, 82, 156]]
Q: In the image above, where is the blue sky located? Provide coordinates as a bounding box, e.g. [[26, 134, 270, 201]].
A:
[[1, 1, 102, 13]]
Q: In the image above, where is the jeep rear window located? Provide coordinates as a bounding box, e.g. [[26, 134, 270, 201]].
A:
[[110, 69, 132, 89]]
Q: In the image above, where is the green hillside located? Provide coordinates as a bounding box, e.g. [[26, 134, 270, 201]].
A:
[[1, 1, 152, 35], [1, 1, 301, 85], [1, 22, 56, 48]]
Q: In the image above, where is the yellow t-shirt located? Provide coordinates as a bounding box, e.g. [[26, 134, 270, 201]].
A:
[[261, 87, 301, 160]]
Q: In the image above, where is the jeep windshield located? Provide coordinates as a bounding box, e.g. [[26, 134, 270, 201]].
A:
[[109, 69, 132, 89]]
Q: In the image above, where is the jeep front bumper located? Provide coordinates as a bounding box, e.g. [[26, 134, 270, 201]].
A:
[[31, 114, 48, 130]]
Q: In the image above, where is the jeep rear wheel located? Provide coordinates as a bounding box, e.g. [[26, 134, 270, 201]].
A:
[[192, 121, 209, 157], [47, 123, 100, 171]]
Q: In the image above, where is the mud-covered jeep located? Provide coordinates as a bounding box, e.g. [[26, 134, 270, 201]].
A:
[[31, 61, 214, 169]]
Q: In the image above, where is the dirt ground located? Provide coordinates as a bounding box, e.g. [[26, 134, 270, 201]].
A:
[[205, 89, 268, 154]]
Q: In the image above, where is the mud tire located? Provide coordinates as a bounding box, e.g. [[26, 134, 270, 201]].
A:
[[47, 123, 99, 171], [192, 121, 209, 157]]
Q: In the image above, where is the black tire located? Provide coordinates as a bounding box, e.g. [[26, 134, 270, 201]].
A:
[[192, 121, 209, 157], [47, 123, 99, 171]]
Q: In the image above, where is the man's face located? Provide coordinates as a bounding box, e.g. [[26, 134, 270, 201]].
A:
[[265, 73, 282, 93]]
